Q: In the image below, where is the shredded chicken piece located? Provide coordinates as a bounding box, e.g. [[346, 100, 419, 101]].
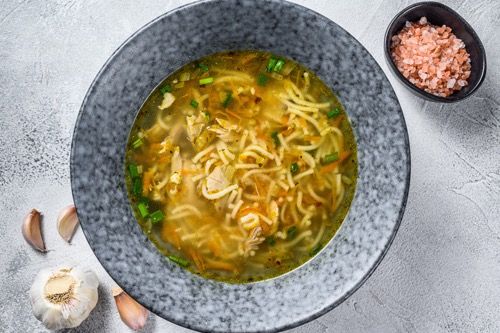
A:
[[186, 115, 205, 142], [208, 118, 241, 142], [158, 92, 175, 110], [243, 226, 265, 257]]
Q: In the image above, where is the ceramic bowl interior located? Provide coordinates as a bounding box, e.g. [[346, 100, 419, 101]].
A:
[[384, 1, 487, 103], [71, 0, 410, 332]]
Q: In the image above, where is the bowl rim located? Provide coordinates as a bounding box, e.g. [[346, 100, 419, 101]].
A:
[[384, 1, 487, 103], [71, 0, 411, 331]]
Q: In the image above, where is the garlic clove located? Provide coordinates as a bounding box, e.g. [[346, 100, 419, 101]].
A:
[[22, 209, 46, 252], [57, 205, 79, 242], [113, 285, 149, 331], [29, 264, 99, 330]]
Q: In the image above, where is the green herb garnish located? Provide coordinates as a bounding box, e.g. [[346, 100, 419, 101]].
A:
[[132, 138, 143, 149], [190, 100, 199, 108], [205, 113, 210, 121], [327, 108, 340, 118], [199, 77, 214, 85], [159, 84, 172, 94], [129, 164, 138, 179], [149, 210, 164, 223], [273, 59, 285, 72], [137, 202, 149, 218], [271, 131, 280, 146], [290, 163, 299, 174], [267, 238, 276, 246], [287, 226, 297, 238], [257, 73, 268, 87], [198, 63, 209, 71], [324, 152, 339, 164], [133, 179, 142, 195], [265, 57, 277, 72], [222, 92, 232, 108], [309, 244, 322, 256], [168, 255, 190, 267]]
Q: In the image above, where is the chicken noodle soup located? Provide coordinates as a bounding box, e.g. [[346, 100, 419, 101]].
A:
[[126, 50, 357, 282]]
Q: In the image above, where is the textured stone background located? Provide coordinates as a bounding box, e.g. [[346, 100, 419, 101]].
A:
[[0, 0, 499, 332]]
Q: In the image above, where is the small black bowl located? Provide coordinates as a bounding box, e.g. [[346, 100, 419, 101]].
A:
[[384, 1, 487, 103]]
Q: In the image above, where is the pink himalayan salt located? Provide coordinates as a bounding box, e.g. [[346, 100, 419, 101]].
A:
[[390, 17, 471, 97]]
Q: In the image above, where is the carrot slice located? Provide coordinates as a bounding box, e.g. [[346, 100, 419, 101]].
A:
[[160, 223, 181, 249], [319, 151, 351, 175], [229, 80, 243, 106], [304, 135, 321, 142], [187, 248, 205, 273], [332, 114, 344, 128], [207, 240, 221, 257], [142, 170, 152, 196], [225, 109, 242, 121], [180, 169, 198, 175]]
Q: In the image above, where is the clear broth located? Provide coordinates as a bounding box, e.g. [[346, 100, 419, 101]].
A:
[[126, 50, 357, 283]]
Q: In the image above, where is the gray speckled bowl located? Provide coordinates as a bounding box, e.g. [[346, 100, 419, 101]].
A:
[[70, 0, 410, 332]]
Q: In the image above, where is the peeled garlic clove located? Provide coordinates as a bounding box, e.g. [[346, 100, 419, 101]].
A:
[[57, 204, 79, 242], [30, 264, 99, 330], [22, 209, 46, 252], [113, 285, 149, 331]]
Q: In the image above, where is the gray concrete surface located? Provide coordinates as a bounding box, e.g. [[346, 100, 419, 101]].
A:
[[0, 0, 499, 332]]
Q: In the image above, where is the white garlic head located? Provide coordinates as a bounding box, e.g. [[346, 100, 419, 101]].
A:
[[29, 264, 99, 330]]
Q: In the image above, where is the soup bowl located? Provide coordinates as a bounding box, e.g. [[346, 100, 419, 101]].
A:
[[70, 0, 410, 332]]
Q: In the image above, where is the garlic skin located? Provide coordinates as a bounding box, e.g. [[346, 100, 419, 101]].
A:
[[57, 205, 79, 242], [22, 209, 46, 252], [30, 264, 99, 330], [113, 286, 148, 331]]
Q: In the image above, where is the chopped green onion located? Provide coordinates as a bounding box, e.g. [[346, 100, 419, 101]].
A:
[[129, 164, 138, 179], [290, 163, 299, 173], [132, 138, 143, 149], [159, 84, 172, 94], [198, 63, 209, 71], [149, 210, 164, 223], [133, 179, 142, 195], [327, 108, 340, 118], [265, 57, 277, 72], [324, 152, 339, 164], [174, 82, 185, 89], [137, 203, 149, 218], [205, 113, 210, 121], [139, 196, 149, 203], [309, 244, 322, 256], [271, 132, 280, 146], [273, 59, 285, 72], [180, 72, 190, 82], [342, 175, 352, 185], [190, 100, 199, 108], [267, 237, 276, 246], [281, 62, 295, 75], [199, 77, 214, 85], [287, 226, 297, 238], [257, 73, 268, 86], [269, 72, 283, 81], [222, 92, 232, 108], [168, 255, 190, 267]]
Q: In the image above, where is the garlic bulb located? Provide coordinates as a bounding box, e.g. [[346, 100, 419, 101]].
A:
[[57, 205, 79, 242], [30, 264, 99, 330], [22, 209, 46, 252], [113, 285, 148, 331]]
